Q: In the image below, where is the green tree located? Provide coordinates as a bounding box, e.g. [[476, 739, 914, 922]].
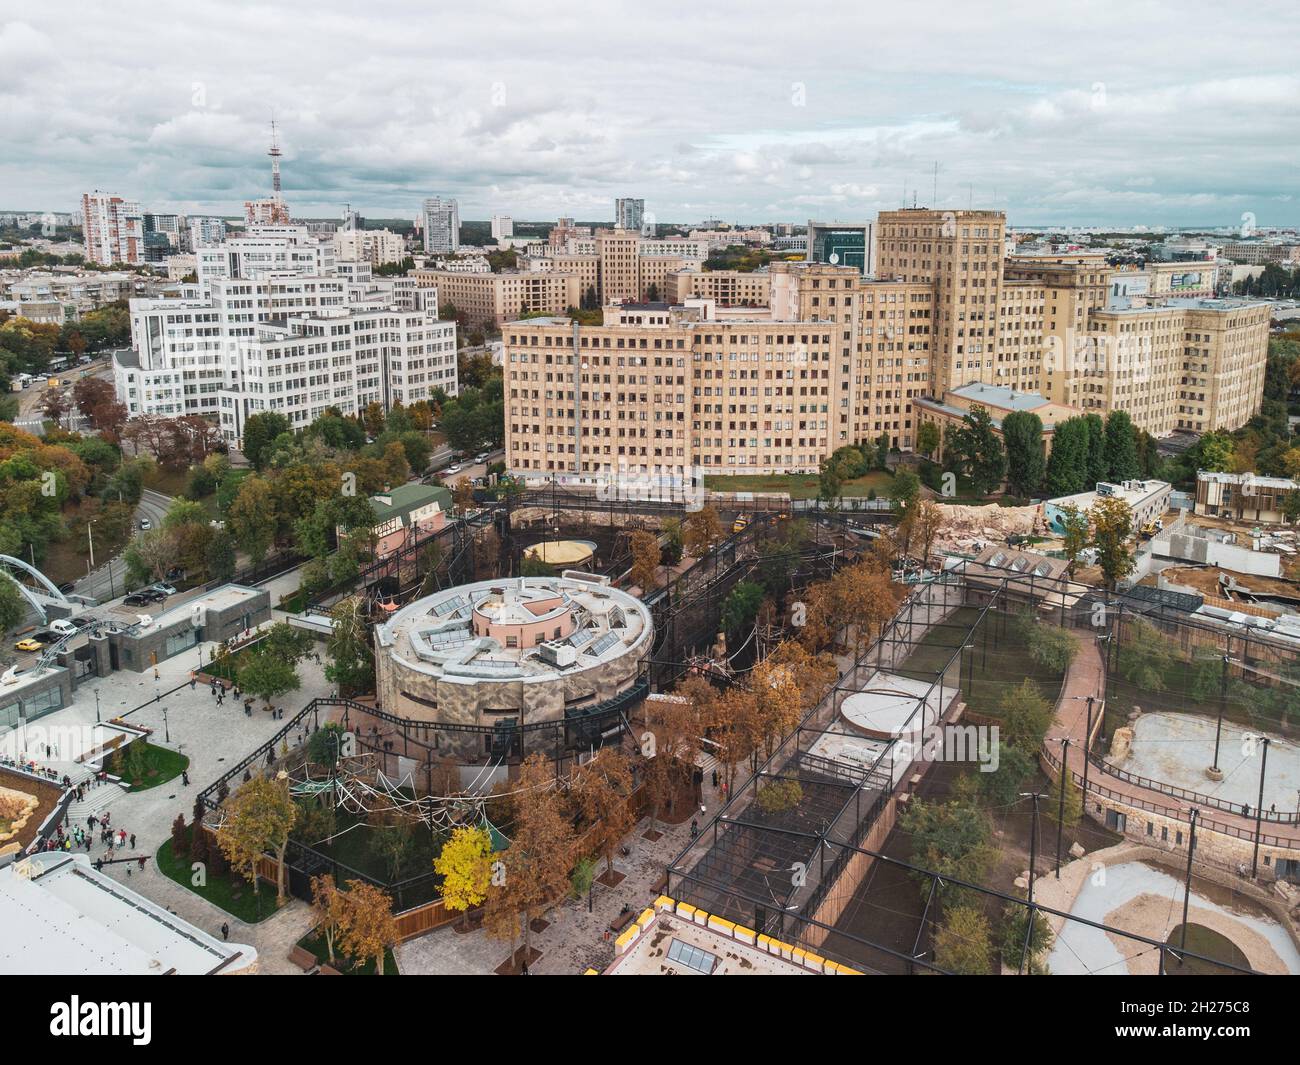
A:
[[205, 529, 237, 582], [1059, 503, 1091, 577], [239, 652, 301, 708], [1001, 410, 1045, 497], [1044, 417, 1089, 496], [0, 578, 26, 634], [998, 678, 1053, 750], [241, 411, 291, 470], [935, 906, 994, 975], [722, 580, 765, 639], [1103, 410, 1140, 482], [916, 420, 940, 459], [945, 407, 1006, 496], [1089, 496, 1135, 590], [1000, 903, 1053, 974], [325, 596, 374, 695]]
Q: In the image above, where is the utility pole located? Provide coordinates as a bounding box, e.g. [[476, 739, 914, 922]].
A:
[[1178, 807, 1199, 962], [1056, 737, 1068, 877], [87, 519, 96, 570], [1019, 791, 1043, 975], [1209, 652, 1228, 778], [1251, 737, 1271, 878]]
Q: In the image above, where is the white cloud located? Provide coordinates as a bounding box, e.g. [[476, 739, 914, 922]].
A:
[[2, 0, 1297, 226]]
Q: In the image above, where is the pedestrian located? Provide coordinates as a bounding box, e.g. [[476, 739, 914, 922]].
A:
[[220, 922, 229, 941], [690, 817, 699, 839], [711, 769, 718, 788], [130, 833, 136, 849], [137, 856, 146, 871], [182, 770, 190, 786], [189, 675, 196, 690], [118, 828, 126, 846]]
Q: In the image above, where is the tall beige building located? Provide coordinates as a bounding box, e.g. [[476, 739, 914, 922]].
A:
[[501, 209, 1272, 486], [876, 209, 1007, 396]]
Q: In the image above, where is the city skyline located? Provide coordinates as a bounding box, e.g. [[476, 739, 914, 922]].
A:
[[3, 0, 1299, 228]]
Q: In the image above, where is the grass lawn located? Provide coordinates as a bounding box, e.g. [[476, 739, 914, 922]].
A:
[[155, 837, 276, 924], [297, 928, 399, 975], [111, 741, 189, 792], [704, 469, 894, 500]]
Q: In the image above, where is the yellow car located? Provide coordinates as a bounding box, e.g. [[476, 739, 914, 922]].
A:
[[14, 638, 44, 653], [732, 516, 749, 534]]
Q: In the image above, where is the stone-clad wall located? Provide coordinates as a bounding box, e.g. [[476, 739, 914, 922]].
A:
[[376, 637, 648, 760]]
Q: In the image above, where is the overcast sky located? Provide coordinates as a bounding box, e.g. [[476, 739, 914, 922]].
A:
[[3, 1, 1298, 228]]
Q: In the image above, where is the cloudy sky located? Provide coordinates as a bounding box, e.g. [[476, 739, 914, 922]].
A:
[[3, 1, 1298, 227]]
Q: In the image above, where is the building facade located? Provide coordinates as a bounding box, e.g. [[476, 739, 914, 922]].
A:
[[422, 197, 461, 254], [80, 192, 142, 266]]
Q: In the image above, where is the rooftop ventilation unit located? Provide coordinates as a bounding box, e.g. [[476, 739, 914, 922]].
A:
[[538, 641, 577, 668]]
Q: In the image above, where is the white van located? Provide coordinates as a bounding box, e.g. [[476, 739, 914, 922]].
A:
[[49, 618, 78, 637]]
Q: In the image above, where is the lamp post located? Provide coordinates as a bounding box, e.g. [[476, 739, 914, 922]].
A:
[[162, 705, 170, 744], [87, 519, 96, 570], [93, 688, 101, 725]]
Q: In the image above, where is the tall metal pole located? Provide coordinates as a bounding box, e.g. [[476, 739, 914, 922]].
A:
[[1056, 738, 1068, 877], [1082, 695, 1094, 800], [1251, 737, 1271, 878], [1211, 652, 1228, 774], [1020, 792, 1041, 976], [1178, 807, 1199, 960]]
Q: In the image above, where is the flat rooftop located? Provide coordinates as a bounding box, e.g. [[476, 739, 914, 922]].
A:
[[0, 854, 255, 975], [377, 575, 651, 683]]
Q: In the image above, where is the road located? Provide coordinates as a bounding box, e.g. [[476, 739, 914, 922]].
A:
[[11, 351, 119, 435], [73, 488, 174, 603]]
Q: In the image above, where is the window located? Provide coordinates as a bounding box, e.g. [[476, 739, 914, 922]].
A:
[[666, 938, 717, 974]]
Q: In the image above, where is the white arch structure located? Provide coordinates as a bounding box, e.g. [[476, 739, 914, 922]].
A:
[[0, 554, 72, 625]]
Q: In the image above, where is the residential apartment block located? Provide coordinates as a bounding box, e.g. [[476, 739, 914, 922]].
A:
[[114, 227, 457, 449], [81, 191, 143, 266], [422, 198, 460, 254], [411, 267, 582, 327]]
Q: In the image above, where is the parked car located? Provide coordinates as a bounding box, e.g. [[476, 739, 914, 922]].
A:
[[56, 581, 76, 594], [473, 452, 489, 464], [13, 637, 44, 653], [122, 594, 150, 607], [69, 616, 94, 629], [147, 582, 177, 596], [442, 464, 462, 477], [48, 619, 78, 637], [137, 589, 166, 603]]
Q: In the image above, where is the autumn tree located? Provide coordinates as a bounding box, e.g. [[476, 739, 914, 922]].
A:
[[216, 773, 298, 905], [570, 748, 636, 880], [338, 880, 399, 975], [629, 529, 661, 591], [434, 825, 494, 912], [1058, 503, 1091, 578], [640, 692, 699, 832], [325, 596, 374, 695], [310, 873, 350, 966], [683, 506, 724, 557], [481, 753, 577, 965]]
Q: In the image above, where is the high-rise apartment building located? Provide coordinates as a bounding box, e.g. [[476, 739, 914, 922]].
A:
[[422, 198, 461, 254], [81, 191, 143, 265], [491, 215, 514, 241], [615, 198, 645, 234], [188, 216, 227, 250]]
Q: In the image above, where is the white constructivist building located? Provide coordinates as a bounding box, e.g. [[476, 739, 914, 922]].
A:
[[113, 225, 457, 446]]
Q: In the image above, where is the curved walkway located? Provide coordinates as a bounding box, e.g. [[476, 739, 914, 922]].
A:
[[1045, 631, 1300, 853]]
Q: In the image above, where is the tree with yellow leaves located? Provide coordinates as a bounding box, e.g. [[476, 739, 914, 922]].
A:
[[216, 773, 297, 905], [434, 825, 494, 912], [683, 505, 724, 557]]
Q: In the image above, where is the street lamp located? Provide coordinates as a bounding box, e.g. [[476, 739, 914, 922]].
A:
[[93, 688, 101, 725], [87, 518, 97, 571], [1019, 791, 1044, 975]]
